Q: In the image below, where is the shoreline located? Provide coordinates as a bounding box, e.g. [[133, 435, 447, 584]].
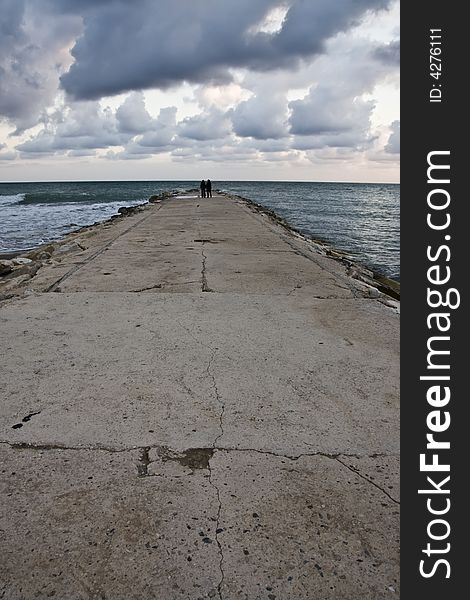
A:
[[1, 188, 399, 301]]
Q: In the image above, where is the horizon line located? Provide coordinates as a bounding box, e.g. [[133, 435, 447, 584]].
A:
[[0, 178, 400, 185]]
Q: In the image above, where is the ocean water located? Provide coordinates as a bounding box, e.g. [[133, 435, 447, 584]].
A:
[[0, 180, 399, 280]]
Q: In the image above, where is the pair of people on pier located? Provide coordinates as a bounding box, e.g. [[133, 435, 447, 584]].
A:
[[200, 179, 212, 198]]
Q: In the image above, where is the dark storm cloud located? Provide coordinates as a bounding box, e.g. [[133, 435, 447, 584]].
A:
[[6, 0, 400, 163], [0, 0, 25, 51], [57, 0, 391, 99], [1, 0, 394, 134]]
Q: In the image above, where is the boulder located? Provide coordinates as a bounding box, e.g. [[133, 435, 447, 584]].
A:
[[54, 241, 85, 255], [12, 257, 33, 266], [0, 260, 14, 276], [35, 251, 52, 261], [26, 249, 52, 261], [149, 191, 173, 203], [3, 261, 40, 279], [0, 274, 32, 291], [118, 206, 132, 215]]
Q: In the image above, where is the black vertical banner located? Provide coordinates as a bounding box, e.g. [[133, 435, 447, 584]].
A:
[[401, 3, 465, 598]]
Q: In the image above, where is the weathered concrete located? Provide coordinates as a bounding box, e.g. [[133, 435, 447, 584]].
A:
[[0, 193, 399, 599]]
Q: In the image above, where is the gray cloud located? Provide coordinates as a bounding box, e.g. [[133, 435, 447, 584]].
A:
[[0, 150, 18, 160], [67, 148, 96, 157], [57, 0, 391, 99], [172, 144, 258, 164], [290, 92, 374, 137], [16, 101, 129, 153], [230, 94, 288, 139], [385, 120, 400, 153], [0, 0, 81, 133], [134, 107, 177, 149], [105, 149, 153, 161], [373, 39, 400, 65], [288, 37, 398, 148], [116, 92, 154, 134], [178, 109, 231, 141], [16, 98, 179, 157], [0, 0, 25, 53]]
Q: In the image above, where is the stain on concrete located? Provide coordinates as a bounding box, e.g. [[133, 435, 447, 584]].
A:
[[157, 447, 215, 471]]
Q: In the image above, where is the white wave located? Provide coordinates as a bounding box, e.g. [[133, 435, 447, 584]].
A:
[[0, 193, 25, 206]]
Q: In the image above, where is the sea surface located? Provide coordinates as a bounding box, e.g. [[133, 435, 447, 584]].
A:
[[0, 180, 399, 280]]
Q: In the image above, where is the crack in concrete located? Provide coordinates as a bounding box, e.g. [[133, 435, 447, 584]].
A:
[[131, 281, 202, 293], [208, 454, 225, 600], [194, 199, 214, 294], [173, 318, 207, 350], [206, 342, 226, 597], [131, 284, 162, 292], [0, 440, 397, 457], [0, 440, 398, 461], [335, 456, 399, 505], [206, 348, 225, 448], [216, 447, 400, 505], [0, 441, 398, 504], [200, 244, 213, 292]]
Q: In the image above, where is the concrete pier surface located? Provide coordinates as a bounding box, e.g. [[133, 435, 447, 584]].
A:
[[0, 193, 399, 599]]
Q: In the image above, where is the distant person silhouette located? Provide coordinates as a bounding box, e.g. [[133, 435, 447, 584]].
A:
[[200, 179, 206, 198], [206, 179, 212, 198]]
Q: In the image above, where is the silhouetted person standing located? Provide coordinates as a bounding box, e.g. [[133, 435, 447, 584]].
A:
[[206, 179, 212, 198], [200, 179, 206, 198]]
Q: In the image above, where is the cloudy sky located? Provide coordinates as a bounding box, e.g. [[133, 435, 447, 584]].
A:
[[0, 0, 399, 182]]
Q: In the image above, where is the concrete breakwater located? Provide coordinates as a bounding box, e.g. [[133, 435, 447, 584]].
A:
[[1, 189, 400, 302], [0, 192, 399, 599]]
